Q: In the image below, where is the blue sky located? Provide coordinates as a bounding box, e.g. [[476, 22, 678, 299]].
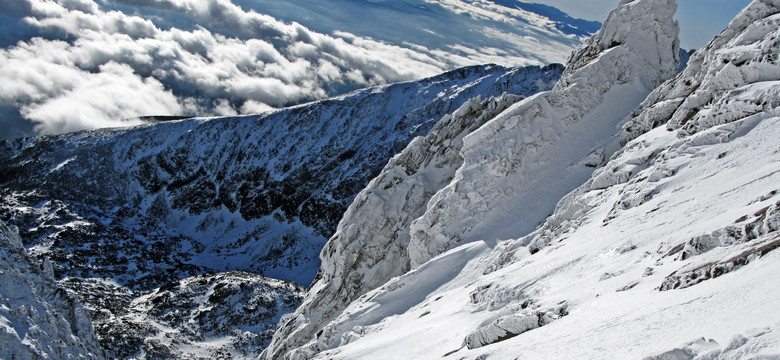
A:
[[534, 0, 752, 49]]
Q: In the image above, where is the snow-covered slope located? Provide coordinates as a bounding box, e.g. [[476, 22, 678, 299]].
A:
[[263, 0, 780, 358], [0, 63, 561, 358], [0, 221, 105, 359], [263, 0, 679, 357], [263, 93, 529, 358]]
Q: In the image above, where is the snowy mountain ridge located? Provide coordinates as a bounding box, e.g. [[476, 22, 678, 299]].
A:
[[263, 0, 780, 358], [263, 0, 680, 356]]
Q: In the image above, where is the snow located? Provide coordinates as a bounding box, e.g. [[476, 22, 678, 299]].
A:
[[49, 157, 75, 173], [2, 0, 779, 358], [264, 0, 780, 359], [407, 0, 680, 267], [103, 271, 304, 359], [1, 60, 563, 359], [306, 115, 780, 359], [262, 94, 528, 359], [265, 0, 681, 355]]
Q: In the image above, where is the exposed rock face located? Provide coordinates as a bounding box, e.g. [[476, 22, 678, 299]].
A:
[[622, 0, 780, 141], [262, 0, 681, 358], [0, 221, 105, 359], [92, 272, 303, 359], [527, 0, 780, 255]]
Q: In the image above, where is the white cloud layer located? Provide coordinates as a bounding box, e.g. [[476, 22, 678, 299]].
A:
[[0, 0, 587, 137]]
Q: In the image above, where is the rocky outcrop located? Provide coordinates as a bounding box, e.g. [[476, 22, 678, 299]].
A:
[[262, 94, 525, 359], [524, 0, 780, 255], [462, 302, 568, 349], [94, 272, 303, 359], [0, 221, 105, 359], [621, 0, 780, 142], [407, 0, 679, 267]]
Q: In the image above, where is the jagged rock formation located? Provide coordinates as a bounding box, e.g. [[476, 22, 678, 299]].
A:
[[263, 0, 780, 359], [0, 221, 105, 359], [263, 0, 680, 357], [407, 0, 679, 267], [0, 63, 562, 358]]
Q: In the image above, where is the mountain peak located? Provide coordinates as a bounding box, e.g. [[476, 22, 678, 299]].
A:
[[560, 0, 679, 90]]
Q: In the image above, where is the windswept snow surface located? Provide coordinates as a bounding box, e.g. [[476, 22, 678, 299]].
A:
[[265, 0, 780, 359]]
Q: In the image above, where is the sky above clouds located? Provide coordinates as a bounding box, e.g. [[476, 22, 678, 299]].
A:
[[0, 0, 754, 140], [532, 0, 752, 49]]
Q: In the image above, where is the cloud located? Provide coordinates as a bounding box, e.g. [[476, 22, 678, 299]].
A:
[[1, 0, 588, 138], [2, 0, 462, 137], [21, 62, 180, 134]]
